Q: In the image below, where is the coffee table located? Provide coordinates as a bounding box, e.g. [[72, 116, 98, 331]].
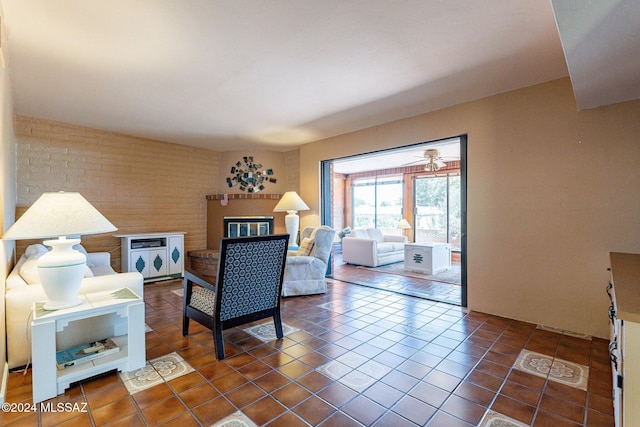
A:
[[404, 242, 451, 274]]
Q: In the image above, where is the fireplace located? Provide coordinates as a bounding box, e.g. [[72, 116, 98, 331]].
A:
[[223, 216, 274, 237], [206, 194, 285, 249]]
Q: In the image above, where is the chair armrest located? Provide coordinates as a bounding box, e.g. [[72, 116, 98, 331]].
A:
[[184, 268, 217, 292], [383, 235, 408, 243], [342, 237, 377, 250], [286, 256, 315, 266], [342, 238, 377, 266]]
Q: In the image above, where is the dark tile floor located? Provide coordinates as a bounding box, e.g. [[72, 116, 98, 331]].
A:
[[1, 273, 614, 426]]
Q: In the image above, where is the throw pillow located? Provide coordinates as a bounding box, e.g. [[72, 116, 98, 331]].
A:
[[73, 244, 96, 267], [348, 229, 367, 239], [20, 244, 49, 285], [296, 238, 315, 256], [367, 228, 385, 242], [25, 244, 48, 259]]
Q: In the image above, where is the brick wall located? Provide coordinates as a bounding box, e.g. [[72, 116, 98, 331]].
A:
[[14, 115, 220, 271]]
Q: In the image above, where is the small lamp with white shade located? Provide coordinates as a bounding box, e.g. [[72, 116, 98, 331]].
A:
[[397, 219, 412, 238], [273, 191, 309, 249], [2, 192, 118, 310]]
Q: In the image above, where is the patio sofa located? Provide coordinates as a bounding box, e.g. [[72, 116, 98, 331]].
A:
[[341, 228, 407, 268]]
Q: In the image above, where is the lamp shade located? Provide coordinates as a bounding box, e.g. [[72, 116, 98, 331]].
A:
[[273, 191, 310, 212], [3, 192, 117, 240], [2, 192, 117, 310], [397, 219, 412, 229]]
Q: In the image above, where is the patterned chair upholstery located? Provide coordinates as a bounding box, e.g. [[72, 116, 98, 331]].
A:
[[182, 234, 289, 360]]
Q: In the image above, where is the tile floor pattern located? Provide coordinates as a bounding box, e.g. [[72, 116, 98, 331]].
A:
[[331, 253, 462, 305], [1, 279, 614, 426]]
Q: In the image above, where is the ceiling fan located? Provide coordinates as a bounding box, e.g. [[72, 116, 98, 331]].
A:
[[403, 149, 457, 172]]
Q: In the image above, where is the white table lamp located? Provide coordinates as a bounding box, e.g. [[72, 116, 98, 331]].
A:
[[397, 219, 412, 230], [2, 192, 117, 310], [273, 191, 309, 248], [397, 219, 412, 237]]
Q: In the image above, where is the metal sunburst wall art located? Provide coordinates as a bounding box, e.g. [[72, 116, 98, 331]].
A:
[[226, 156, 276, 193]]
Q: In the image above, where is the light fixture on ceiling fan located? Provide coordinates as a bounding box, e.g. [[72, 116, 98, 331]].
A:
[[423, 149, 446, 171], [403, 149, 454, 172]]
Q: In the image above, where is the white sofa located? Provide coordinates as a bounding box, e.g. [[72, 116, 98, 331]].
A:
[[5, 245, 144, 369], [341, 228, 408, 267]]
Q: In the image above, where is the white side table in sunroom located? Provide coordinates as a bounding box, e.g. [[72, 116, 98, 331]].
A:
[[404, 242, 452, 275]]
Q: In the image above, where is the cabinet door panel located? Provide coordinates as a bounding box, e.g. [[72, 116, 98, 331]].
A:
[[169, 236, 184, 276], [149, 248, 168, 278], [131, 251, 150, 278]]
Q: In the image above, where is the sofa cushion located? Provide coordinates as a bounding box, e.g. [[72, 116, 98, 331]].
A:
[[376, 242, 403, 254], [90, 265, 114, 277], [347, 229, 368, 239], [19, 258, 40, 284], [389, 242, 406, 252], [366, 228, 385, 242]]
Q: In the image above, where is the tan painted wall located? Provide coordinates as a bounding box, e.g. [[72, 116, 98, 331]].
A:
[[14, 116, 220, 271], [283, 149, 301, 193], [0, 4, 16, 396], [299, 78, 640, 338]]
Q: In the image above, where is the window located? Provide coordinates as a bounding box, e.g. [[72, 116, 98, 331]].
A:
[[414, 173, 461, 250], [352, 176, 403, 233]]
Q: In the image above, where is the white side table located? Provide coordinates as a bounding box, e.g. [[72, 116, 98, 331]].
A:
[[404, 242, 451, 274], [31, 288, 145, 403]]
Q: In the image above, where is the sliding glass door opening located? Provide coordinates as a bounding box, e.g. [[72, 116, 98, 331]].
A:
[[321, 135, 467, 306]]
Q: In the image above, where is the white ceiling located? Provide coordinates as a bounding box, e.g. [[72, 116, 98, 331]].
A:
[[332, 138, 460, 174], [1, 0, 638, 154]]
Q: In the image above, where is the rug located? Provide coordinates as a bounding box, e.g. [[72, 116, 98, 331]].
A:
[[357, 262, 461, 285]]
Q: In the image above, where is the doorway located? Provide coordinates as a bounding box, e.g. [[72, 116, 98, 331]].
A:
[[321, 135, 467, 306]]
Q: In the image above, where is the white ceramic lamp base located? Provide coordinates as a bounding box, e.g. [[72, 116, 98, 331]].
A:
[[38, 238, 87, 310], [284, 211, 300, 249]]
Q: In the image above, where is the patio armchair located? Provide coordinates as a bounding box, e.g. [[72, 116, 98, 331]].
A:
[[282, 226, 336, 296]]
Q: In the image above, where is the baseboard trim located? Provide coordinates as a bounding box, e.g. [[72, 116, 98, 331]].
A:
[[0, 361, 8, 404]]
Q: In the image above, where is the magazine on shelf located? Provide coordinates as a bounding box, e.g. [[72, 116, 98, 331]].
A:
[[55, 338, 120, 370]]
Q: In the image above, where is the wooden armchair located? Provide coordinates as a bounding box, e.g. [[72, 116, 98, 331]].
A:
[[182, 234, 289, 360]]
